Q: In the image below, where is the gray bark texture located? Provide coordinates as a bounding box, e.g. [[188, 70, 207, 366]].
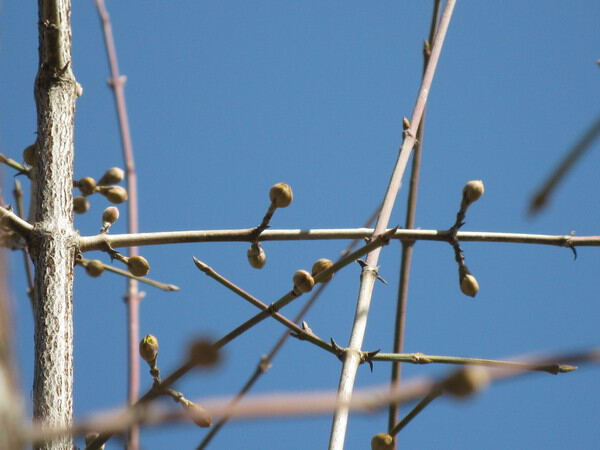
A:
[[31, 1, 77, 448]]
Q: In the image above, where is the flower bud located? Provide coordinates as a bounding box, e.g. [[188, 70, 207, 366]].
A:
[[101, 186, 128, 204], [371, 433, 394, 450], [127, 255, 150, 277], [442, 367, 489, 398], [460, 273, 479, 297], [462, 180, 484, 205], [188, 338, 220, 367], [182, 399, 212, 427], [269, 182, 293, 208], [78, 177, 97, 196], [139, 334, 159, 364], [98, 167, 125, 185], [247, 244, 266, 269], [102, 206, 120, 225], [311, 258, 334, 283], [23, 144, 36, 166], [402, 117, 411, 131], [73, 196, 90, 214], [293, 270, 315, 294], [85, 260, 104, 278]]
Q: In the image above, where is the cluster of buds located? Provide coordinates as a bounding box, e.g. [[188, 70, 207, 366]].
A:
[[454, 180, 485, 298], [73, 167, 127, 215], [246, 182, 294, 269]]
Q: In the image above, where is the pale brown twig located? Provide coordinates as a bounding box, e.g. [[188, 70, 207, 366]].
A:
[[389, 0, 441, 437], [93, 1, 142, 447]]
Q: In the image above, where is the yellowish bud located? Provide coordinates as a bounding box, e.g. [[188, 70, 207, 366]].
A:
[[102, 186, 128, 204], [293, 270, 315, 294], [85, 260, 104, 278], [460, 273, 479, 297], [463, 180, 484, 205], [311, 258, 334, 283], [98, 167, 125, 185], [269, 182, 293, 208], [182, 399, 212, 428], [23, 144, 36, 166], [78, 177, 97, 196], [247, 244, 266, 269], [73, 196, 90, 214], [139, 334, 159, 364], [371, 433, 394, 450], [127, 255, 150, 277], [402, 117, 411, 131], [442, 367, 489, 398], [102, 206, 120, 225]]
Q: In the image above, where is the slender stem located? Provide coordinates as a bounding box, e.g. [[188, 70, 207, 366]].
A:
[[529, 114, 600, 215], [78, 226, 600, 252], [389, 0, 441, 437], [77, 258, 179, 291], [197, 208, 380, 449], [373, 352, 576, 374], [328, 3, 457, 448], [390, 388, 442, 436], [192, 258, 336, 355], [13, 180, 35, 301], [72, 346, 600, 445], [93, 1, 141, 448]]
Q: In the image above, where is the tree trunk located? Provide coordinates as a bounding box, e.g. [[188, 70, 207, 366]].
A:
[[31, 1, 77, 448]]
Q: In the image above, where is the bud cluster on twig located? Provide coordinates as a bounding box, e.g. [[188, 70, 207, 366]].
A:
[[246, 182, 294, 270], [447, 180, 485, 298], [73, 167, 127, 215]]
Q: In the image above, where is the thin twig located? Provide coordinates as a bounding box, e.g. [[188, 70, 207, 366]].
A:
[[372, 352, 577, 374], [389, 0, 441, 436], [78, 227, 600, 252], [59, 346, 600, 446], [328, 2, 456, 448], [0, 205, 34, 237], [13, 180, 35, 302], [192, 258, 337, 355], [86, 228, 394, 449], [389, 388, 442, 436], [196, 207, 381, 449], [93, 1, 142, 447], [77, 258, 179, 291], [528, 114, 600, 216]]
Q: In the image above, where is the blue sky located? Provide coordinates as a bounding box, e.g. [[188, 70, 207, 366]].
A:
[[1, 1, 599, 449]]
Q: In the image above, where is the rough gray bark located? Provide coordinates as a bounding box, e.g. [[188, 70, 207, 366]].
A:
[[31, 1, 77, 449]]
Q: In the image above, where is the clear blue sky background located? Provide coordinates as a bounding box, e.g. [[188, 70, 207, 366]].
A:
[[1, 1, 599, 449]]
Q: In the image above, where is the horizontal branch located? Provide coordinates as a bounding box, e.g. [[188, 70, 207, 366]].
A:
[[34, 345, 600, 445], [78, 227, 600, 252], [372, 352, 577, 374], [0, 205, 34, 237]]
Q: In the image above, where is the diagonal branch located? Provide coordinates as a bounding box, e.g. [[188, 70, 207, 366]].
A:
[[328, 2, 457, 448]]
